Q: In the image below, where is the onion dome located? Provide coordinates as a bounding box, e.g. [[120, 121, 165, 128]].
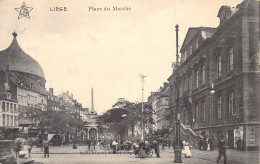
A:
[[0, 32, 45, 79]]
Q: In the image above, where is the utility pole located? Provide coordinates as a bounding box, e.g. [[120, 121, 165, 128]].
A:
[[140, 75, 146, 141]]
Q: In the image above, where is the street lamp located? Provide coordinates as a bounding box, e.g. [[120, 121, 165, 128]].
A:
[[209, 82, 215, 132], [174, 24, 182, 163], [140, 75, 146, 140], [174, 112, 182, 163]]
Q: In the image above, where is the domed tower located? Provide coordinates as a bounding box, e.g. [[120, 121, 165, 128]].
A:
[[0, 32, 48, 114], [0, 32, 46, 87]]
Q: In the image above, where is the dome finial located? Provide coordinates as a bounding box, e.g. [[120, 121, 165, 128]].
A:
[[12, 31, 17, 37]]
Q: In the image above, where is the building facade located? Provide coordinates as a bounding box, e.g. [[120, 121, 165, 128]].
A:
[[168, 0, 260, 149], [0, 32, 48, 137]]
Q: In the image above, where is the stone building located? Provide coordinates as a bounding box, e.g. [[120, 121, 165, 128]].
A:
[[154, 83, 170, 131], [168, 0, 260, 149], [0, 32, 49, 137]]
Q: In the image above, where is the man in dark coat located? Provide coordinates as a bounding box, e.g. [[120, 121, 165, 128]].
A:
[[93, 140, 96, 150], [43, 139, 49, 158], [87, 139, 91, 150], [198, 138, 203, 150], [203, 138, 207, 150], [217, 136, 227, 164], [153, 139, 160, 158]]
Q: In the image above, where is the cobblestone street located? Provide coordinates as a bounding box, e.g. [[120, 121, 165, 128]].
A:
[[28, 145, 259, 164]]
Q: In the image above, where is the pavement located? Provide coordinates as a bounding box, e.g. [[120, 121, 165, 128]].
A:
[[28, 145, 259, 164]]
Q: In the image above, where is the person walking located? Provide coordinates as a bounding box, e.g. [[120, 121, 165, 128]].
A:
[[152, 139, 160, 158], [198, 138, 203, 150], [138, 140, 146, 158], [27, 138, 33, 158], [93, 140, 96, 150], [217, 135, 227, 164], [235, 137, 242, 151], [203, 138, 207, 151], [182, 140, 192, 158], [43, 139, 49, 158], [209, 137, 214, 151], [87, 139, 91, 150], [112, 140, 118, 154]]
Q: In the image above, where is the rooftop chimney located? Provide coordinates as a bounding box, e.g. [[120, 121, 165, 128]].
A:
[[49, 88, 54, 94]]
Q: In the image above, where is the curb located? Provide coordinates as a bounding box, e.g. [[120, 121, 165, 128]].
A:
[[31, 151, 134, 155]]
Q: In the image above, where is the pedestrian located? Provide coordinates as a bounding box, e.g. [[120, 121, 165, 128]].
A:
[[203, 138, 207, 151], [183, 140, 192, 158], [168, 140, 171, 149], [217, 135, 227, 164], [235, 137, 242, 151], [198, 138, 203, 150], [27, 138, 33, 158], [209, 137, 214, 151], [93, 140, 96, 150], [73, 138, 77, 149], [241, 138, 245, 151], [87, 139, 91, 150], [152, 139, 160, 158], [207, 138, 210, 151], [112, 140, 118, 154], [43, 139, 49, 158], [138, 140, 146, 158]]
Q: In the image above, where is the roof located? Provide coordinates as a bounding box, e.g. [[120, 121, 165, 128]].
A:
[[180, 27, 216, 52], [0, 32, 45, 79], [8, 72, 49, 95]]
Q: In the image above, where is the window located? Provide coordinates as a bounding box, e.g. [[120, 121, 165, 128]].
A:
[[10, 116, 13, 127], [228, 47, 234, 71], [7, 115, 9, 126], [14, 104, 17, 113], [228, 92, 234, 116], [201, 100, 206, 121], [2, 114, 5, 126], [182, 52, 186, 62], [10, 103, 13, 113], [202, 65, 205, 84], [2, 102, 5, 112], [217, 55, 222, 77], [218, 96, 222, 119], [195, 38, 199, 49], [14, 116, 17, 127], [188, 74, 192, 90], [179, 82, 183, 97], [195, 103, 199, 121], [195, 69, 199, 88], [6, 103, 9, 112]]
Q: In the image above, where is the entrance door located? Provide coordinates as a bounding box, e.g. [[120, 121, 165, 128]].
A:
[[228, 130, 234, 149], [89, 128, 97, 140]]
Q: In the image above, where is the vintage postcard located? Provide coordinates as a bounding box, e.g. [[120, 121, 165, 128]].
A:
[[0, 0, 259, 164]]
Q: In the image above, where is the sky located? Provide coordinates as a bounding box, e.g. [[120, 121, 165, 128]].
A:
[[0, 0, 242, 114]]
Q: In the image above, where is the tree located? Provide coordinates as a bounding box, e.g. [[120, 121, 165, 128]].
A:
[[98, 98, 155, 139]]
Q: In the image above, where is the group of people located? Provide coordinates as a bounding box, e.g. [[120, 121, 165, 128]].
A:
[[235, 137, 244, 151], [198, 137, 214, 151], [13, 136, 50, 159], [86, 139, 96, 150], [133, 139, 160, 158]]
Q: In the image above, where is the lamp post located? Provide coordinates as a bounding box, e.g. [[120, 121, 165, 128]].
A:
[[209, 82, 215, 135], [174, 24, 182, 163], [140, 75, 146, 140]]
